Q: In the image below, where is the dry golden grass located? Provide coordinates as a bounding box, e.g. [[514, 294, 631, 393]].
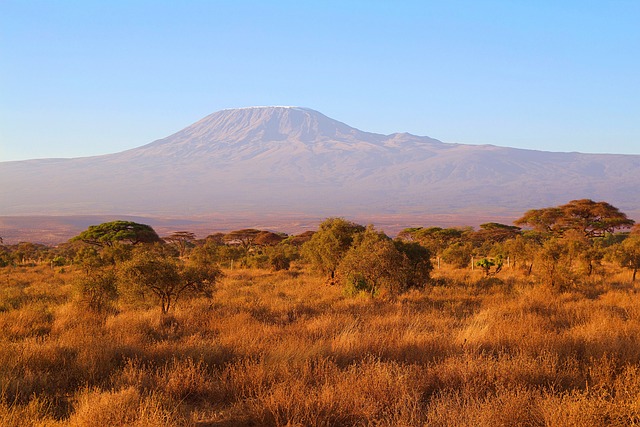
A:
[[2, 263, 640, 425]]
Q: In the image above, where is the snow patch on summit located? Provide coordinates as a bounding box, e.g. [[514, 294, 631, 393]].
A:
[[222, 106, 302, 111]]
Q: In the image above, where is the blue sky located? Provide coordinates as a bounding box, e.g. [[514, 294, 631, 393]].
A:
[[1, 1, 639, 161]]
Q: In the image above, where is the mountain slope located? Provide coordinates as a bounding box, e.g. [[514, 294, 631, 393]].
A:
[[1, 106, 639, 220]]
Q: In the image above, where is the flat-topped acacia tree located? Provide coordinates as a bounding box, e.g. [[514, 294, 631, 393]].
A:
[[163, 231, 197, 257], [515, 199, 635, 238], [73, 221, 161, 247], [222, 229, 262, 251]]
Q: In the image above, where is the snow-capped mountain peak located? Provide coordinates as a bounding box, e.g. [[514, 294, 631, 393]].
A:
[[1, 107, 639, 223]]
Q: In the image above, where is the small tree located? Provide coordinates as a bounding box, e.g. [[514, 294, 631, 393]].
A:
[[120, 252, 220, 314], [74, 246, 105, 273], [338, 227, 432, 297], [266, 245, 292, 271], [393, 240, 433, 290], [163, 231, 197, 257], [74, 269, 118, 313], [441, 242, 474, 268], [338, 228, 404, 297], [301, 218, 365, 283], [502, 233, 542, 274], [0, 245, 13, 267], [397, 226, 467, 258], [613, 236, 640, 282], [475, 256, 504, 277], [535, 239, 570, 289]]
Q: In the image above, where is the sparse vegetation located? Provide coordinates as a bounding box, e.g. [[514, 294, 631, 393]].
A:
[[1, 200, 639, 426]]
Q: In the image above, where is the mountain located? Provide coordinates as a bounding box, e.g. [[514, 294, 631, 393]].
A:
[[1, 106, 639, 229]]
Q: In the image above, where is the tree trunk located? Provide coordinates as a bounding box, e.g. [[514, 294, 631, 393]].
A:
[[161, 294, 171, 314]]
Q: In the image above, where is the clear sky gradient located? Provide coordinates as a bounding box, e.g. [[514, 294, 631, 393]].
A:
[[1, 1, 639, 161]]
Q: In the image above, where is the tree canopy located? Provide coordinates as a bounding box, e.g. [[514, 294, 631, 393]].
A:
[[397, 226, 468, 256], [301, 218, 365, 282], [223, 229, 262, 250], [284, 231, 316, 247], [475, 223, 521, 242], [515, 199, 634, 238], [163, 231, 197, 257], [120, 250, 220, 314], [253, 231, 286, 246], [613, 235, 640, 282], [338, 227, 433, 296], [338, 228, 403, 296], [73, 221, 161, 247]]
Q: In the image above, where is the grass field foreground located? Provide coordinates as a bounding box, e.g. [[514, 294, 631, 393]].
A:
[[1, 263, 640, 426]]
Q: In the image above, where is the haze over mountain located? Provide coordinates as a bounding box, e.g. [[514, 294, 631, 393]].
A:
[[2, 106, 639, 228]]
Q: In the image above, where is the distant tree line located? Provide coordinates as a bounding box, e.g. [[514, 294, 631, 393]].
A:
[[1, 199, 638, 310]]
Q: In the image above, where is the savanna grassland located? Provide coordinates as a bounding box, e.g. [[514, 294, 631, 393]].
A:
[[2, 199, 640, 426], [2, 263, 640, 426]]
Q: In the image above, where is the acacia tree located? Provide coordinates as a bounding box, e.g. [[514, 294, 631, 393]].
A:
[[514, 207, 564, 235], [397, 226, 467, 258], [284, 231, 316, 247], [301, 218, 365, 283], [204, 233, 226, 246], [73, 221, 161, 247], [613, 235, 640, 282], [535, 239, 571, 288], [163, 231, 197, 257], [502, 233, 542, 274], [223, 229, 262, 251], [253, 231, 286, 246], [515, 199, 634, 238], [120, 251, 220, 314], [472, 223, 521, 244]]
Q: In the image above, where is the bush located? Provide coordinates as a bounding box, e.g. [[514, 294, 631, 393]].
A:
[[50, 256, 67, 267], [74, 270, 118, 313], [441, 242, 474, 268]]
